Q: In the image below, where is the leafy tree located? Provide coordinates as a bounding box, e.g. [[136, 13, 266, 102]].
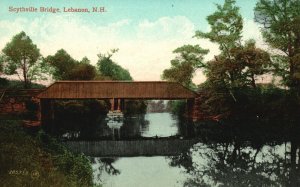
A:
[[45, 50, 97, 80], [254, 0, 300, 88], [196, 0, 272, 89], [44, 49, 77, 80], [191, 0, 273, 119], [97, 49, 132, 81], [232, 40, 271, 88], [206, 40, 271, 88], [162, 45, 208, 88], [0, 54, 4, 76], [80, 56, 91, 64], [68, 63, 97, 80], [195, 0, 243, 54], [195, 0, 244, 87], [2, 31, 46, 88]]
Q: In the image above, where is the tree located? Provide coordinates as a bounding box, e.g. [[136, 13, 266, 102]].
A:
[[206, 40, 270, 88], [45, 51, 98, 80], [2, 31, 45, 88], [233, 40, 271, 88], [80, 56, 91, 64], [0, 54, 6, 86], [97, 49, 132, 81], [0, 54, 4, 75], [192, 0, 273, 119], [254, 0, 300, 88], [44, 49, 77, 80], [195, 0, 243, 54], [68, 63, 97, 80], [195, 0, 244, 88], [162, 45, 208, 88]]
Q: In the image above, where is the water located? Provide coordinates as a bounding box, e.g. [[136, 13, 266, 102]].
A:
[[92, 157, 187, 187], [64, 112, 300, 186], [91, 142, 298, 187], [100, 112, 190, 140], [90, 112, 190, 187], [141, 113, 179, 137]]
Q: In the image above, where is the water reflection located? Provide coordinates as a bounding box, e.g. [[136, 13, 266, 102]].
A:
[[89, 140, 300, 187], [91, 156, 187, 187], [168, 140, 300, 187], [58, 113, 194, 140], [141, 113, 179, 137], [51, 108, 300, 186]]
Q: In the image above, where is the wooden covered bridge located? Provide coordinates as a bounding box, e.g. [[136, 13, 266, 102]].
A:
[[37, 81, 198, 124], [38, 81, 197, 99]]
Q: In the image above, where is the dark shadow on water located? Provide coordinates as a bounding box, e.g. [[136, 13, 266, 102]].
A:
[[44, 112, 196, 141], [165, 119, 300, 187], [42, 105, 300, 186]]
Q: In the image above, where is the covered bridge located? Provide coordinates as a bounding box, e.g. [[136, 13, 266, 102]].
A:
[[37, 81, 197, 99], [37, 81, 198, 124]]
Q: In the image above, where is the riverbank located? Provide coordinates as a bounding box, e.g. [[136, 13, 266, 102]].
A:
[[0, 120, 100, 187]]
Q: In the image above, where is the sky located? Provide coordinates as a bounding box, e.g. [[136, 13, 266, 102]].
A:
[[0, 0, 263, 84]]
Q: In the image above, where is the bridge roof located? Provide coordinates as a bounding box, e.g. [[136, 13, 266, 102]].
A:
[[37, 81, 197, 99]]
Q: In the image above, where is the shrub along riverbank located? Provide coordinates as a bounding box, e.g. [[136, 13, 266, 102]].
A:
[[0, 120, 100, 187]]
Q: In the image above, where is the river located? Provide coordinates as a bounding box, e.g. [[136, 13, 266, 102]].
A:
[[66, 112, 300, 187], [91, 112, 189, 187]]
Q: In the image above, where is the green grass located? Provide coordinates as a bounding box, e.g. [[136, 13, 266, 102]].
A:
[[0, 120, 98, 187]]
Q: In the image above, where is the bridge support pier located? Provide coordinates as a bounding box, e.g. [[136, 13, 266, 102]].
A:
[[110, 98, 115, 111], [110, 98, 125, 112]]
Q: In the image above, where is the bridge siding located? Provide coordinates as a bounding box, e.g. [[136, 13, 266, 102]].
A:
[[38, 81, 197, 99]]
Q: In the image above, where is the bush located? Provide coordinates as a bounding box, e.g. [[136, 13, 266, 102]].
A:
[[0, 120, 95, 186], [0, 77, 9, 88]]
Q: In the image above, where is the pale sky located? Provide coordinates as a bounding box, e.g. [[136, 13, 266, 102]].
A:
[[0, 0, 264, 84]]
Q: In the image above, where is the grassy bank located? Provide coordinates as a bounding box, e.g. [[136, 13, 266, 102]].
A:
[[0, 120, 99, 187]]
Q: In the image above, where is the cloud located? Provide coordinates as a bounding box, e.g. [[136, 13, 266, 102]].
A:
[[242, 19, 267, 49], [137, 16, 195, 41], [0, 15, 222, 84]]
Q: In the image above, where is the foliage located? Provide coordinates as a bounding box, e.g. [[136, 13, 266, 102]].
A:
[[35, 131, 94, 186], [124, 100, 147, 115], [195, 0, 243, 52], [44, 49, 85, 80], [0, 53, 4, 75], [0, 120, 95, 186], [0, 79, 45, 89], [43, 99, 109, 139], [97, 49, 132, 81], [195, 0, 271, 89], [68, 63, 97, 80], [167, 100, 187, 117], [254, 0, 300, 88], [160, 0, 275, 121], [2, 31, 48, 88], [205, 40, 271, 90], [44, 49, 76, 80], [197, 82, 300, 121], [44, 50, 98, 81], [162, 45, 208, 88], [187, 0, 274, 119], [0, 77, 9, 88]]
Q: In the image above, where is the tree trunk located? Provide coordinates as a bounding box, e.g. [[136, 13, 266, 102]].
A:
[[251, 73, 256, 88], [22, 58, 30, 89]]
